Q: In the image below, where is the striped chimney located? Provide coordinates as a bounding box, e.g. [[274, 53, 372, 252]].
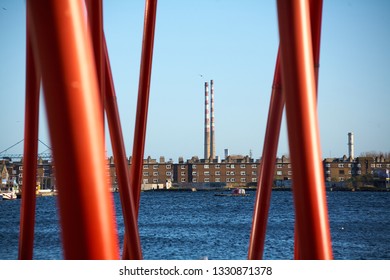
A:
[[210, 80, 216, 160], [204, 82, 210, 160]]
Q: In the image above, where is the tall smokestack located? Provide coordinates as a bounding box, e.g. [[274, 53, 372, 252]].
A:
[[210, 80, 216, 160], [204, 82, 210, 160], [348, 132, 354, 159]]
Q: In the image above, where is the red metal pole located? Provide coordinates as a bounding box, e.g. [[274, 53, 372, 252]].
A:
[[18, 7, 40, 259], [85, 0, 105, 108], [123, 0, 157, 260], [28, 0, 119, 259], [248, 50, 283, 260], [293, 0, 323, 259], [129, 0, 158, 217], [103, 35, 143, 260], [276, 0, 332, 259]]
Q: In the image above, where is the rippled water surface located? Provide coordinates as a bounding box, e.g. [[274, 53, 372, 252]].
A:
[[1, 191, 389, 259]]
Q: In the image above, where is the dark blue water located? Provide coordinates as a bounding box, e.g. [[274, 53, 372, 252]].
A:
[[0, 191, 389, 260]]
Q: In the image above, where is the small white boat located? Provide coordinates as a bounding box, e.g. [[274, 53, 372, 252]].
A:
[[214, 188, 249, 197]]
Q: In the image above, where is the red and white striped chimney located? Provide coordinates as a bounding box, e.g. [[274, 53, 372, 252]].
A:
[[204, 82, 210, 160], [210, 80, 216, 160]]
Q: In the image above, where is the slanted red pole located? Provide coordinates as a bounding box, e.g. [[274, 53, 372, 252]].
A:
[[28, 0, 119, 259], [103, 35, 143, 260], [85, 0, 105, 109], [248, 50, 283, 260], [276, 0, 332, 259], [123, 0, 157, 260], [18, 7, 40, 259], [129, 0, 158, 217]]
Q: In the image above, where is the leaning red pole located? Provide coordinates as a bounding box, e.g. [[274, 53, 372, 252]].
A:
[[276, 0, 332, 259], [123, 0, 157, 260], [129, 0, 158, 217], [248, 50, 283, 260], [18, 8, 40, 259], [103, 35, 143, 260], [27, 0, 119, 259]]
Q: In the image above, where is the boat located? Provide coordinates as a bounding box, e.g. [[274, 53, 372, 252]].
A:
[[214, 188, 249, 197]]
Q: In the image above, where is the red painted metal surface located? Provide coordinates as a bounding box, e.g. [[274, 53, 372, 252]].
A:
[[277, 0, 332, 259], [123, 0, 158, 260], [27, 0, 119, 259], [18, 9, 40, 259], [248, 50, 283, 260], [103, 35, 143, 260]]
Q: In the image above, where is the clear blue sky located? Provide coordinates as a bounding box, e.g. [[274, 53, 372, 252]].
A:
[[0, 0, 389, 161]]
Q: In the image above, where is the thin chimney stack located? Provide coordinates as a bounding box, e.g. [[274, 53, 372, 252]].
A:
[[204, 82, 210, 160], [204, 80, 216, 160]]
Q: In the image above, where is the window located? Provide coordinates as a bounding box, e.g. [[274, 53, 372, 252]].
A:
[[181, 165, 186, 169], [276, 171, 282, 175], [231, 164, 235, 168], [240, 164, 245, 168], [166, 164, 171, 169], [325, 163, 331, 168], [226, 164, 230, 169], [192, 165, 197, 169], [192, 178, 197, 182], [215, 178, 220, 182], [252, 178, 257, 182], [277, 164, 283, 168], [143, 165, 149, 169], [204, 164, 209, 169], [240, 171, 246, 175], [215, 164, 221, 169], [338, 164, 344, 168], [181, 178, 186, 182], [371, 164, 375, 168], [204, 171, 210, 176], [377, 164, 382, 168], [143, 172, 149, 176], [153, 165, 158, 169], [19, 166, 23, 170], [204, 178, 210, 182], [240, 178, 246, 182], [231, 178, 235, 182], [339, 170, 345, 175], [166, 172, 172, 176], [143, 179, 149, 183], [192, 171, 197, 175], [181, 171, 186, 176], [288, 171, 292, 175], [252, 164, 257, 168], [215, 171, 221, 176], [153, 172, 158, 176], [153, 179, 158, 183], [252, 171, 257, 175]]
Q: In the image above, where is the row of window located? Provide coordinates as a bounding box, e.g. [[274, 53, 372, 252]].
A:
[[191, 178, 258, 183], [325, 163, 390, 168]]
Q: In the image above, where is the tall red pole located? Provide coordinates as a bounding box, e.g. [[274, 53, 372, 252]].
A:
[[123, 0, 157, 260], [18, 6, 40, 259], [27, 0, 119, 259], [248, 50, 283, 260], [277, 0, 332, 259], [129, 0, 158, 217], [103, 36, 143, 260]]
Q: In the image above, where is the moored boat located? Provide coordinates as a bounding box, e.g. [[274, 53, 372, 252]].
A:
[[214, 188, 249, 197]]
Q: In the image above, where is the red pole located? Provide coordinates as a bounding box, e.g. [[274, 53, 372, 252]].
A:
[[103, 35, 143, 260], [248, 50, 283, 260], [123, 0, 157, 260], [129, 0, 158, 217], [276, 0, 332, 259], [18, 7, 40, 259], [27, 0, 119, 259], [85, 0, 105, 108]]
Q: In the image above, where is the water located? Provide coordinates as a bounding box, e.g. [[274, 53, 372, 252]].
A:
[[0, 190, 389, 260]]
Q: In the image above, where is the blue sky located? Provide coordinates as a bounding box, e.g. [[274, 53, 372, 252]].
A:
[[0, 0, 389, 162]]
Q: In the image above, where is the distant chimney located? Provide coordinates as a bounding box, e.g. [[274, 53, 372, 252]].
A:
[[204, 82, 210, 160], [210, 80, 216, 160], [224, 148, 229, 159], [348, 132, 354, 159]]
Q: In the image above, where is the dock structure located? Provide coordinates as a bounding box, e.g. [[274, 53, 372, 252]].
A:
[[17, 0, 334, 260]]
